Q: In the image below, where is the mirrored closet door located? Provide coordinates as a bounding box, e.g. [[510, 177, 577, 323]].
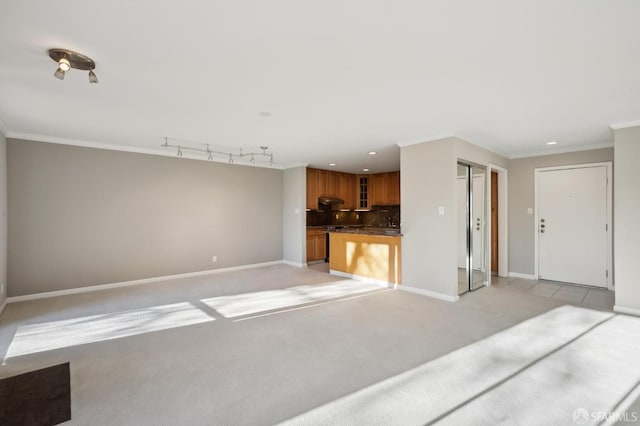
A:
[[457, 162, 487, 294]]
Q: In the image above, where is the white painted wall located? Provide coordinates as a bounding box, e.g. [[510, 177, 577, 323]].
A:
[[613, 126, 640, 314], [282, 167, 306, 266]]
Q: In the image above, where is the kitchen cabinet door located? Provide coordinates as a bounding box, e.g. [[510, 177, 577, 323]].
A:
[[337, 173, 356, 209], [306, 236, 316, 261], [327, 172, 340, 198], [387, 172, 400, 204], [346, 174, 358, 210], [318, 170, 329, 197], [306, 168, 320, 209], [314, 235, 326, 260], [370, 173, 386, 206]]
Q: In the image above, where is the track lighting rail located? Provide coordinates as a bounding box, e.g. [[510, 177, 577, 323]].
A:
[[161, 137, 274, 166]]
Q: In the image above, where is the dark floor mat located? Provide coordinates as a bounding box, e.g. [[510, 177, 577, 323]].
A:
[[0, 362, 71, 425]]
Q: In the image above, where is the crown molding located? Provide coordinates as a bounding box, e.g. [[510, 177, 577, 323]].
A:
[[281, 162, 310, 169], [396, 132, 510, 160], [454, 134, 511, 159], [509, 142, 614, 159], [395, 133, 455, 148], [609, 120, 640, 130], [6, 131, 286, 169]]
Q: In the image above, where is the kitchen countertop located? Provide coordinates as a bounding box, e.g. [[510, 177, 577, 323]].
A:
[[307, 225, 402, 236], [330, 227, 402, 237]]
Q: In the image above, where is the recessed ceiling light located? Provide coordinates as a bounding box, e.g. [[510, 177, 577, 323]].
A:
[[329, 163, 336, 167], [368, 151, 377, 155], [362, 168, 369, 172], [546, 141, 558, 145]]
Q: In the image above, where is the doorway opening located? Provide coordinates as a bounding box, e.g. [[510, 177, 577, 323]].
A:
[[487, 164, 508, 283], [491, 171, 498, 274]]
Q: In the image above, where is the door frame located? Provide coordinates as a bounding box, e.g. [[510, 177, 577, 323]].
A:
[[487, 164, 508, 281], [533, 162, 613, 290]]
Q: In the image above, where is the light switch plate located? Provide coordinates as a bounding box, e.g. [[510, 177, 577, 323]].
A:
[[527, 207, 533, 215], [438, 206, 445, 215]]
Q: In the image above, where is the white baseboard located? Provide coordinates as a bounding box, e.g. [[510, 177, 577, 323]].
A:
[[508, 272, 537, 280], [329, 270, 393, 288], [398, 285, 459, 302], [614, 305, 640, 317], [282, 260, 307, 268], [7, 260, 284, 303]]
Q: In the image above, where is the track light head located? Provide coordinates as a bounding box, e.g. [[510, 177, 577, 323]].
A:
[[54, 68, 66, 80], [88, 69, 98, 84]]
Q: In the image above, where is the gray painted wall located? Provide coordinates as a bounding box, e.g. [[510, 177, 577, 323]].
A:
[[613, 127, 640, 312], [401, 137, 508, 298], [508, 148, 613, 275], [401, 138, 457, 297], [0, 132, 6, 306], [7, 139, 283, 296], [282, 167, 306, 266]]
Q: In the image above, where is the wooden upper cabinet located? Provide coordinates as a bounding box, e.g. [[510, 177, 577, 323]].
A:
[[317, 170, 329, 197], [306, 168, 319, 209], [327, 172, 340, 198], [338, 173, 357, 210], [346, 174, 358, 210], [387, 171, 400, 204], [307, 168, 399, 210], [370, 171, 400, 206]]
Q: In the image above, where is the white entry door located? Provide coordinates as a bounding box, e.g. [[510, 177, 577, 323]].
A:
[[537, 165, 609, 287]]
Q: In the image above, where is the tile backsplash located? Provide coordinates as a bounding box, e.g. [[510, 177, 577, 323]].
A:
[[306, 206, 400, 228]]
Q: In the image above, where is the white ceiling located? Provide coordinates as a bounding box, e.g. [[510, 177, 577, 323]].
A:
[[1, 1, 639, 173]]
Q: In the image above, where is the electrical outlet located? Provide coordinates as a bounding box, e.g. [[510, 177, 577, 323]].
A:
[[335, 214, 339, 220], [212, 256, 217, 263]]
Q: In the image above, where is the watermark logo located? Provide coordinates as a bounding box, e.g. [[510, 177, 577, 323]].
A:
[[573, 407, 639, 424], [572, 408, 589, 425]]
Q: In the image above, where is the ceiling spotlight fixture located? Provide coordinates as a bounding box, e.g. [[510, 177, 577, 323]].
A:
[[58, 57, 71, 72], [48, 48, 98, 84], [546, 141, 558, 145], [368, 151, 377, 155]]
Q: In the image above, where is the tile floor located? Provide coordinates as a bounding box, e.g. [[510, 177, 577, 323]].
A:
[[489, 275, 615, 310], [311, 262, 615, 311]]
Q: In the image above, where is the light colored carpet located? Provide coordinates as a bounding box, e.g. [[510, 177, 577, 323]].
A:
[[0, 264, 636, 425], [283, 306, 640, 425]]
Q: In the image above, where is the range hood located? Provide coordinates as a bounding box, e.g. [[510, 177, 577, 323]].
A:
[[318, 197, 344, 210]]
